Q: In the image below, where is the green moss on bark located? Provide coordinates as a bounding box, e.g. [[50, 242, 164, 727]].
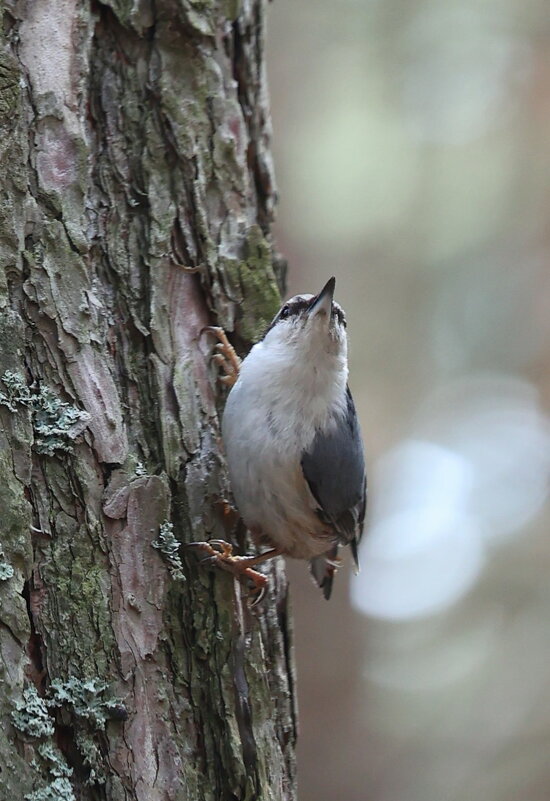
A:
[[222, 226, 282, 343]]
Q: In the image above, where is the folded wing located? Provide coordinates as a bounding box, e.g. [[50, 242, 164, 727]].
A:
[[301, 388, 367, 597]]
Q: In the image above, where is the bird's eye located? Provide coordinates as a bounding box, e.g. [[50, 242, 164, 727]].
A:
[[280, 305, 291, 319]]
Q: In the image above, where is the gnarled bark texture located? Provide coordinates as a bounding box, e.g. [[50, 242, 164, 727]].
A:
[[0, 0, 296, 798]]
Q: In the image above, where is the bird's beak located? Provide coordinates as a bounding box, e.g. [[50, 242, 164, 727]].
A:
[[308, 276, 336, 321]]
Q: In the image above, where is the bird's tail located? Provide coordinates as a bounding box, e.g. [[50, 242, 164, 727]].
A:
[[350, 536, 360, 574]]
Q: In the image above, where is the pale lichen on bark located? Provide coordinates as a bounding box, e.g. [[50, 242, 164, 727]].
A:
[[0, 0, 295, 799]]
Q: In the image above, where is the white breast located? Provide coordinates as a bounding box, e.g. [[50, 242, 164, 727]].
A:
[[221, 329, 349, 559]]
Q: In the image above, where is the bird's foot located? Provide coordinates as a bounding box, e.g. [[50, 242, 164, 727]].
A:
[[203, 327, 241, 388], [186, 540, 282, 606]]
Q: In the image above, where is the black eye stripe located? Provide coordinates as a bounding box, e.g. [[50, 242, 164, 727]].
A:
[[277, 299, 309, 320], [288, 300, 310, 315], [334, 307, 347, 327], [278, 301, 347, 324], [262, 296, 346, 338]]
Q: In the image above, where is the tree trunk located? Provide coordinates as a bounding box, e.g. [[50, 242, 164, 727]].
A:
[[0, 1, 296, 799]]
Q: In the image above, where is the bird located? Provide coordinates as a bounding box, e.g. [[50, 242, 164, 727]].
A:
[[192, 277, 366, 601]]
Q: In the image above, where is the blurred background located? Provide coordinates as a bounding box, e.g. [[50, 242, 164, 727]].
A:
[[266, 1, 550, 799]]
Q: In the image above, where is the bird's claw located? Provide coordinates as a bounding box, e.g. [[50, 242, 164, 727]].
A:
[[206, 539, 235, 558], [186, 539, 270, 606], [184, 540, 232, 559], [203, 326, 241, 389], [248, 581, 267, 608]]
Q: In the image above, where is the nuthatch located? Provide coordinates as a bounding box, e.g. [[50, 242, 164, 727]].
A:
[[195, 277, 366, 600]]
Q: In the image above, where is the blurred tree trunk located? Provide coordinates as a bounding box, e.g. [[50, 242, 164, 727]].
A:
[[0, 1, 296, 799]]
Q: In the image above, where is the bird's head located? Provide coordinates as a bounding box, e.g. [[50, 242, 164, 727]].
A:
[[263, 277, 347, 359]]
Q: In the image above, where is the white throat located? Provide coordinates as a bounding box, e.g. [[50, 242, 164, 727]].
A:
[[237, 325, 349, 452]]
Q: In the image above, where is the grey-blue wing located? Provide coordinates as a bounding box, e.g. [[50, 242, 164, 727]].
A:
[[301, 388, 367, 558]]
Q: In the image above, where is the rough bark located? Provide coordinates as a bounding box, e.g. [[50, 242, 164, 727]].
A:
[[0, 1, 296, 799]]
